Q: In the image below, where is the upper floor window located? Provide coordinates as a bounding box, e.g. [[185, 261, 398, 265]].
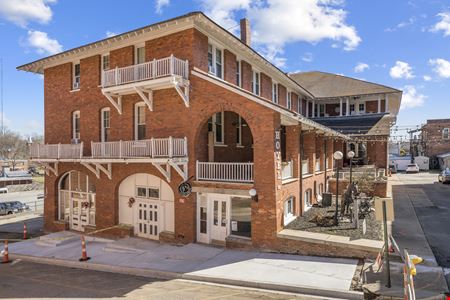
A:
[[135, 45, 145, 65], [297, 98, 301, 114], [73, 63, 80, 90], [100, 108, 110, 142], [102, 54, 110, 71], [208, 43, 223, 79], [443, 128, 449, 139], [349, 104, 355, 114], [272, 83, 278, 104], [358, 103, 365, 113], [236, 60, 241, 87], [135, 103, 146, 140], [287, 91, 292, 110], [316, 103, 325, 117], [251, 70, 260, 96], [208, 111, 224, 144], [72, 111, 80, 140]]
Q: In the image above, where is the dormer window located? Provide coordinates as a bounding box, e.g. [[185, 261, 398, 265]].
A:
[[208, 43, 223, 79], [73, 63, 80, 90], [251, 70, 260, 96]]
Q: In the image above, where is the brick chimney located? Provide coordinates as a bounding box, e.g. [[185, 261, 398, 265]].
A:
[[240, 18, 251, 46]]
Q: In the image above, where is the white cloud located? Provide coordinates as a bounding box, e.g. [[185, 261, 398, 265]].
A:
[[155, 0, 170, 14], [429, 58, 450, 78], [431, 12, 450, 36], [389, 61, 414, 79], [106, 31, 118, 38], [0, 0, 57, 27], [354, 62, 369, 73], [201, 0, 361, 67], [302, 52, 313, 63], [423, 75, 432, 81], [27, 30, 62, 55], [400, 85, 426, 109], [385, 16, 416, 32]]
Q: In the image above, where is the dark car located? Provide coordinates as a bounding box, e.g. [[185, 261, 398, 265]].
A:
[[438, 169, 450, 184], [6, 201, 29, 212]]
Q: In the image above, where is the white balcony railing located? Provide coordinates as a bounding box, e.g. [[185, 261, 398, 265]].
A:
[[196, 161, 254, 183], [30, 143, 84, 159], [91, 137, 187, 159], [281, 160, 293, 180], [302, 159, 309, 175], [102, 55, 189, 88]]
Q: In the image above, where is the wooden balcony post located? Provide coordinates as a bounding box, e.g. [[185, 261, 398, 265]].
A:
[[57, 143, 61, 159], [184, 136, 188, 156], [168, 136, 173, 158], [151, 138, 155, 158], [119, 140, 123, 159], [185, 59, 189, 79], [80, 142, 84, 158], [91, 141, 94, 158], [196, 160, 199, 180], [170, 54, 174, 75], [115, 66, 119, 85], [152, 58, 156, 78]]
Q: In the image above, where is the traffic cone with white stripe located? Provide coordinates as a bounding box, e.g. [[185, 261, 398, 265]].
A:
[[79, 235, 90, 262], [23, 222, 28, 240], [1, 240, 10, 264]]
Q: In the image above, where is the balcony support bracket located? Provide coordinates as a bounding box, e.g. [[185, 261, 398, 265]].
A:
[[39, 162, 58, 177], [169, 161, 188, 181], [134, 87, 153, 111], [102, 91, 122, 114], [173, 78, 189, 108], [81, 162, 112, 180], [152, 162, 171, 182]]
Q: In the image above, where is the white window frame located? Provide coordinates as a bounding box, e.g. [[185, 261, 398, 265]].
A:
[[207, 43, 223, 79], [283, 196, 295, 226], [101, 53, 110, 71], [72, 62, 80, 90], [358, 102, 366, 114], [236, 60, 241, 87], [443, 128, 449, 139], [236, 115, 242, 146], [252, 70, 260, 96], [297, 98, 302, 114], [272, 82, 278, 104], [287, 91, 292, 110], [135, 44, 145, 65], [304, 189, 312, 211], [72, 111, 80, 140], [134, 102, 146, 140], [100, 107, 110, 142], [212, 111, 225, 145]]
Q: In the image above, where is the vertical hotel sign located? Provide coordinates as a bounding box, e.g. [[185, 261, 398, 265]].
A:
[[275, 129, 282, 180]]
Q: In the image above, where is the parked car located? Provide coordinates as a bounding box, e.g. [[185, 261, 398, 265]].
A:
[[6, 201, 29, 212], [405, 163, 420, 173], [438, 169, 450, 183], [0, 187, 8, 194], [0, 202, 18, 215]]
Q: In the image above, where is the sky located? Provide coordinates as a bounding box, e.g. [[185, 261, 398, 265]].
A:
[[0, 0, 449, 138]]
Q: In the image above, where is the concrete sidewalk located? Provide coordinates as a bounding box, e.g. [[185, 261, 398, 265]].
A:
[[7, 231, 363, 299]]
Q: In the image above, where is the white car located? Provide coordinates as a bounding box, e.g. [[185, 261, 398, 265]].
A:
[[405, 163, 420, 174]]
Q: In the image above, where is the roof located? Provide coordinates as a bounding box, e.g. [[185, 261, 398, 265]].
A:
[[289, 71, 401, 99], [311, 113, 387, 135]]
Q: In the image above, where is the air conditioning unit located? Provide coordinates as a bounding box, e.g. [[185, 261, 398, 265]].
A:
[[71, 138, 80, 144], [73, 81, 80, 90], [208, 65, 216, 74]]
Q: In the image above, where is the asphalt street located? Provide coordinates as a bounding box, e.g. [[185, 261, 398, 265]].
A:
[[0, 190, 43, 208], [0, 260, 336, 300]]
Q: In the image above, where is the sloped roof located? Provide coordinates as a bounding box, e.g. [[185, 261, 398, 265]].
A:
[[289, 71, 401, 99], [312, 113, 387, 135]]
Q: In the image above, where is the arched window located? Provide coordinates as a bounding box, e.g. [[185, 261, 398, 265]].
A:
[[72, 111, 80, 140], [100, 107, 110, 142], [283, 196, 295, 225], [134, 102, 146, 140]]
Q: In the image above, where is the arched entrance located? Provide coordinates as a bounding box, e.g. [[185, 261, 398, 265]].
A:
[[118, 173, 174, 240], [58, 171, 96, 232]]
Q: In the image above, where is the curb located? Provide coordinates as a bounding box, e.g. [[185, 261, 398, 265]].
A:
[[10, 253, 364, 299]]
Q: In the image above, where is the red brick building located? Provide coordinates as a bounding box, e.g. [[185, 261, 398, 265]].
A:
[[18, 12, 400, 253], [420, 119, 450, 169]]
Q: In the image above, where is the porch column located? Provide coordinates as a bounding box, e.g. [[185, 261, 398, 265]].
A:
[[306, 100, 309, 117], [339, 98, 343, 116], [385, 94, 389, 113], [346, 98, 350, 116], [312, 100, 316, 117], [377, 95, 381, 113]]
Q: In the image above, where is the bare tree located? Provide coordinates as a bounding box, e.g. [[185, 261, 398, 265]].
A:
[[0, 129, 29, 170]]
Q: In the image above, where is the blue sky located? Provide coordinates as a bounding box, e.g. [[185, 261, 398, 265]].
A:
[[0, 0, 449, 138]]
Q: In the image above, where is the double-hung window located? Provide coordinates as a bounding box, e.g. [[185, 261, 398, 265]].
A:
[[102, 54, 110, 71], [297, 98, 302, 114], [72, 111, 80, 140], [209, 111, 224, 144], [135, 103, 146, 140], [252, 70, 260, 96], [358, 103, 365, 114], [207, 43, 223, 79], [236, 115, 242, 146], [287, 91, 292, 110], [73, 63, 80, 90], [100, 108, 110, 142], [283, 196, 295, 225], [349, 104, 355, 115], [135, 45, 145, 65], [443, 128, 449, 139], [272, 83, 278, 104], [236, 60, 241, 87]]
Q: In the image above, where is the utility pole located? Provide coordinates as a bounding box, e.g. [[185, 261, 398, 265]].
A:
[[407, 127, 422, 163]]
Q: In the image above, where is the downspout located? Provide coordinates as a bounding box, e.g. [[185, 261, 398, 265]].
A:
[[324, 137, 327, 192], [299, 130, 304, 216]]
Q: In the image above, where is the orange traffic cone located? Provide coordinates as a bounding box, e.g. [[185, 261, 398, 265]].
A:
[[1, 240, 10, 264], [79, 235, 90, 262], [389, 244, 395, 253], [23, 222, 28, 240]]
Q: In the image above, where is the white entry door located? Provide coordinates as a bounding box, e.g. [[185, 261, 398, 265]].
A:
[[135, 200, 160, 240], [70, 197, 89, 232], [210, 196, 230, 242]]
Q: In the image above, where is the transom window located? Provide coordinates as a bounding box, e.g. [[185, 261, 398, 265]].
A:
[[272, 83, 278, 104], [72, 111, 80, 140], [135, 103, 146, 140], [136, 186, 160, 199], [73, 63, 80, 90], [443, 128, 449, 139], [208, 43, 223, 79], [100, 108, 110, 142], [251, 70, 260, 96], [135, 45, 145, 65], [102, 54, 110, 71]]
